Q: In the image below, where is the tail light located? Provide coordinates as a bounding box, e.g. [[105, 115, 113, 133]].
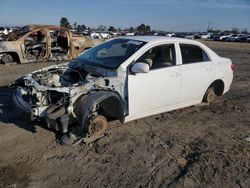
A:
[[231, 63, 236, 71]]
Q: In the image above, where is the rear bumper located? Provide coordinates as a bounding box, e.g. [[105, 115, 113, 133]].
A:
[[222, 72, 233, 94]]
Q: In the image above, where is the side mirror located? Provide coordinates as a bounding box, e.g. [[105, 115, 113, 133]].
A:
[[131, 62, 149, 73]]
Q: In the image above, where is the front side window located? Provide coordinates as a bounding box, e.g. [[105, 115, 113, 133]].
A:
[[77, 38, 146, 69], [137, 44, 176, 70], [180, 44, 210, 64]]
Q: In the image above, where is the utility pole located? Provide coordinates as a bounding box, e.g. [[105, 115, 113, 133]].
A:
[[211, 22, 214, 31], [207, 21, 211, 32]]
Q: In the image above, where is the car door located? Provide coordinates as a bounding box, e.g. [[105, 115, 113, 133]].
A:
[[127, 43, 181, 121], [177, 43, 216, 105]]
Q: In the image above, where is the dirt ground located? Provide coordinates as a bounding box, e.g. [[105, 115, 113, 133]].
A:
[[0, 41, 249, 188]]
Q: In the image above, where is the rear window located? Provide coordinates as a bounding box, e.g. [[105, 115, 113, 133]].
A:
[[180, 44, 210, 64]]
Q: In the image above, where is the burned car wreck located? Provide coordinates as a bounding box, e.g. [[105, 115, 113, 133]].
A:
[[0, 25, 101, 64]]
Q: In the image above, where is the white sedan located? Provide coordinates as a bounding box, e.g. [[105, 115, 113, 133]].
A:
[[13, 36, 234, 145]]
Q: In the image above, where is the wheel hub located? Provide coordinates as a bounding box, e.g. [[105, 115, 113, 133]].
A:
[[88, 115, 108, 135]]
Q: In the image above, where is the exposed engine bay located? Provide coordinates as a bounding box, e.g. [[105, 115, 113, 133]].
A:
[[32, 66, 101, 87], [20, 66, 114, 113], [12, 62, 124, 145], [14, 64, 106, 109]]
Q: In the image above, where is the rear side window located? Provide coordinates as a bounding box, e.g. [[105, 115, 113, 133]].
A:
[[180, 44, 210, 64]]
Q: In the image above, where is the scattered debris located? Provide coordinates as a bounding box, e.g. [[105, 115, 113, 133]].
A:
[[244, 136, 250, 142]]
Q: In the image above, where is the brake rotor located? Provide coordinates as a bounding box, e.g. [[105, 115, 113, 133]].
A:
[[88, 115, 108, 136], [206, 88, 216, 103]]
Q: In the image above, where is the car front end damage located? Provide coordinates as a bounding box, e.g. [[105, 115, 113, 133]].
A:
[[11, 62, 124, 144], [13, 73, 71, 133]]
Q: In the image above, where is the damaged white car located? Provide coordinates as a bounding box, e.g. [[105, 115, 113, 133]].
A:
[[12, 36, 234, 145]]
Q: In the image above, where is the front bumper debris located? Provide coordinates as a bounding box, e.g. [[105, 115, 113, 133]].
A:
[[13, 88, 33, 120], [46, 112, 69, 133], [13, 88, 70, 133]]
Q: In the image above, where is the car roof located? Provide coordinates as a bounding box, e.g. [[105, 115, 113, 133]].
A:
[[118, 36, 199, 44]]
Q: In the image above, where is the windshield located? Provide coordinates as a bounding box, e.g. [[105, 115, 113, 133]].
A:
[[77, 38, 146, 69]]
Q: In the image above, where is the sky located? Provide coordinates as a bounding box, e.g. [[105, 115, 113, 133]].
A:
[[0, 0, 249, 32]]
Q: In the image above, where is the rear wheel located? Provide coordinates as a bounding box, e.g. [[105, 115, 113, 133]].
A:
[[203, 87, 217, 103]]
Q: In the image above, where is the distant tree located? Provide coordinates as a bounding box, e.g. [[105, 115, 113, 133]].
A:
[[145, 25, 151, 32], [97, 25, 107, 32], [60, 17, 71, 29], [77, 25, 82, 33], [241, 28, 248, 34], [207, 29, 221, 33], [108, 26, 116, 32], [137, 24, 145, 32], [129, 27, 134, 32], [81, 24, 86, 31], [76, 24, 87, 33], [137, 24, 151, 33], [73, 22, 77, 30], [224, 30, 231, 34], [231, 27, 239, 34]]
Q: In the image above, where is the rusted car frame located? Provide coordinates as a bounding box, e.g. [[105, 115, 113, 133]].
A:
[[0, 25, 101, 64]]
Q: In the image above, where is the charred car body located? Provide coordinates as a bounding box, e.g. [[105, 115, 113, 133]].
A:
[[12, 36, 233, 145], [0, 25, 101, 64]]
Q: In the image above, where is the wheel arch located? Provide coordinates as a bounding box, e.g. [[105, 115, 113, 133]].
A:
[[74, 90, 125, 126], [0, 51, 21, 64], [210, 79, 225, 96], [204, 79, 225, 98]]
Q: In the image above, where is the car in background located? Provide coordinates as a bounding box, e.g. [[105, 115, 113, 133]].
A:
[[226, 34, 243, 42], [212, 33, 225, 41], [0, 27, 8, 36], [201, 32, 214, 39], [12, 36, 234, 145], [220, 34, 233, 41], [175, 32, 187, 38], [125, 32, 135, 36], [233, 34, 249, 42], [167, 33, 175, 37], [247, 36, 250, 42], [90, 32, 111, 39], [0, 25, 101, 64], [185, 33, 201, 39], [0, 27, 13, 36]]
